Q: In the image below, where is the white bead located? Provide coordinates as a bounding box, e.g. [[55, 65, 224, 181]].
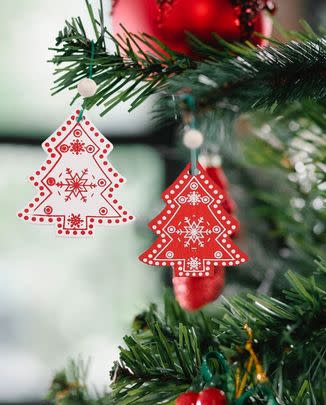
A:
[[183, 129, 204, 149], [77, 78, 97, 97]]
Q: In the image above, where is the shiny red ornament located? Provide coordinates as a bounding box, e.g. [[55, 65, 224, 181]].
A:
[[175, 388, 227, 405], [139, 162, 249, 277], [173, 267, 224, 311], [197, 388, 227, 405], [112, 0, 274, 57], [175, 391, 199, 405]]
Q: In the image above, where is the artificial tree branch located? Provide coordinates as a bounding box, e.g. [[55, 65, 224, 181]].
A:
[[47, 260, 326, 404], [50, 1, 326, 118]]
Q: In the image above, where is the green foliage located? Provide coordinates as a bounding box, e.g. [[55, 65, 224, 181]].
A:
[[160, 33, 326, 122], [50, 0, 194, 115], [228, 100, 326, 292], [50, 1, 326, 117], [47, 2, 326, 404], [185, 97, 323, 296], [48, 261, 326, 404], [47, 358, 91, 404]]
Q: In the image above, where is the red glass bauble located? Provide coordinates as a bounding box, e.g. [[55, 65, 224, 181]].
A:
[[196, 388, 227, 405], [176, 391, 199, 405], [112, 0, 273, 57], [173, 267, 225, 311]]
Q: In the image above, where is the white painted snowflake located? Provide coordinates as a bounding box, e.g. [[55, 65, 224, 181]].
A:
[[187, 191, 202, 206], [179, 217, 211, 247], [187, 257, 201, 271]]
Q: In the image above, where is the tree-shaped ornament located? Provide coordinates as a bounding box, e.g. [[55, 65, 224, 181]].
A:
[[139, 161, 249, 277], [18, 109, 135, 236]]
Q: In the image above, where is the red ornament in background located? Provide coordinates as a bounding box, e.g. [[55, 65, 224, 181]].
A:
[[173, 267, 224, 311], [112, 0, 275, 57], [18, 110, 135, 236], [175, 391, 198, 405], [200, 153, 238, 236], [197, 388, 227, 405], [176, 388, 227, 405], [205, 166, 236, 215], [139, 163, 248, 278]]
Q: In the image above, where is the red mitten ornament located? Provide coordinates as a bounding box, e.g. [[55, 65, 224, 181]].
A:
[[112, 0, 275, 57], [18, 109, 135, 236], [205, 166, 236, 215], [173, 267, 224, 311], [176, 388, 227, 405], [139, 163, 248, 277]]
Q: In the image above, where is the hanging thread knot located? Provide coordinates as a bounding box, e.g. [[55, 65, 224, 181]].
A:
[[77, 40, 96, 123], [181, 94, 200, 176]]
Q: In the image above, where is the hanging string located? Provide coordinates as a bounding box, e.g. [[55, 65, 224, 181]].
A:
[[77, 40, 96, 123], [181, 94, 199, 176]]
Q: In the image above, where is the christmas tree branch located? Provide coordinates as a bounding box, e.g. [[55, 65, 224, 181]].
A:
[[240, 102, 326, 266], [47, 3, 326, 404], [50, 1, 326, 117], [160, 34, 326, 122], [50, 0, 195, 115], [48, 259, 326, 404]]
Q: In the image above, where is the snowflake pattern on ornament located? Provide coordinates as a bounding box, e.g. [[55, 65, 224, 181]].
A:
[[68, 213, 84, 228], [18, 109, 135, 237], [182, 217, 207, 247], [187, 191, 202, 206], [139, 163, 249, 277], [56, 168, 96, 203], [187, 257, 201, 271], [70, 139, 85, 155]]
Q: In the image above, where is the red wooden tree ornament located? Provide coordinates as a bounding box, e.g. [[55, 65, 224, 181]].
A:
[[139, 163, 248, 277], [18, 110, 135, 236]]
